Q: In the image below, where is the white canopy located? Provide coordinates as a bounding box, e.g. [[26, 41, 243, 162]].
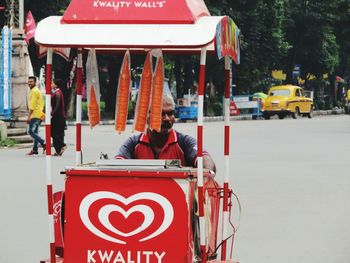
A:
[[35, 16, 224, 50]]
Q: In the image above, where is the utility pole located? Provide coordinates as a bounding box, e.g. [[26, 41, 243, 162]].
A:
[[9, 0, 14, 27], [19, 0, 24, 30], [6, 0, 32, 119], [8, 0, 23, 30]]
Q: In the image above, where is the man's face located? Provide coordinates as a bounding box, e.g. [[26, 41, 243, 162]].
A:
[[160, 104, 175, 134], [28, 79, 36, 89]]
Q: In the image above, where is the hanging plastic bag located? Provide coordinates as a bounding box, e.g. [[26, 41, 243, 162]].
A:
[[86, 49, 101, 128]]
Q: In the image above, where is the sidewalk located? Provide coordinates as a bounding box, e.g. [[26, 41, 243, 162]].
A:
[[66, 109, 345, 126]]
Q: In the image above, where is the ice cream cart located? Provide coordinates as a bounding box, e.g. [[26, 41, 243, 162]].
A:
[[35, 0, 240, 262]]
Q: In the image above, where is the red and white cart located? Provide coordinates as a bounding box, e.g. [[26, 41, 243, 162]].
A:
[[35, 0, 240, 262]]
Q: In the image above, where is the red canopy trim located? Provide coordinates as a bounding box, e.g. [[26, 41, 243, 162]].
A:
[[61, 0, 210, 24]]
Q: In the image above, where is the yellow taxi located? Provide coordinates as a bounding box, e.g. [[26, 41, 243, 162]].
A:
[[262, 85, 313, 119], [345, 89, 350, 114]]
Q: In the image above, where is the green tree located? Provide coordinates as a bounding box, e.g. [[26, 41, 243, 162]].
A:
[[24, 0, 69, 20], [205, 0, 290, 94], [4, 0, 348, 113], [282, 0, 340, 107]]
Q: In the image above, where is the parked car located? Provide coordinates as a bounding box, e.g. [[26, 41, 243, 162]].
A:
[[262, 85, 313, 119], [344, 89, 350, 114]]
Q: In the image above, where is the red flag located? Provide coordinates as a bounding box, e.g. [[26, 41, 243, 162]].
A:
[[25, 10, 71, 61], [336, 76, 345, 83], [25, 11, 36, 44]]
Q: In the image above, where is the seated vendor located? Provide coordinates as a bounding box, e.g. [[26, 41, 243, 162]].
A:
[[115, 93, 216, 172]]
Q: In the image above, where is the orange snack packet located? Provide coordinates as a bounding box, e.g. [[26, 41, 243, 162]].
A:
[[133, 52, 153, 132], [115, 51, 131, 133], [150, 54, 164, 132]]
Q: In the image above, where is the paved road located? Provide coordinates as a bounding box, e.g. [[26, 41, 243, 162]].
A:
[[0, 115, 349, 262]]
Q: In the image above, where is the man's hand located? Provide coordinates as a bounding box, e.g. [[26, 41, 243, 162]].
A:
[[27, 110, 33, 124], [203, 154, 216, 173]]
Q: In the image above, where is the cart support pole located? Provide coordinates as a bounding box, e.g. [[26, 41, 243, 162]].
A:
[[76, 49, 83, 165], [45, 48, 56, 263], [197, 47, 207, 263], [221, 56, 232, 260]]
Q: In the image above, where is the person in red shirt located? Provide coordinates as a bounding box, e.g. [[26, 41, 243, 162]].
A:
[[115, 94, 216, 172]]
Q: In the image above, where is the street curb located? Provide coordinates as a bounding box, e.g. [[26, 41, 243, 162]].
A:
[[312, 109, 344, 116], [66, 109, 345, 126]]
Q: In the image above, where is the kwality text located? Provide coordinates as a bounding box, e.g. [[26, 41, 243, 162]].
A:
[[87, 250, 166, 263]]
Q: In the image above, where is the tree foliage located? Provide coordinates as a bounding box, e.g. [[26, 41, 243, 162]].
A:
[[205, 0, 348, 107], [24, 0, 70, 19], [1, 0, 349, 111]]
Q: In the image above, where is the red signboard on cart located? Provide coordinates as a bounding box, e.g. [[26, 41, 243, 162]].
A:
[[64, 173, 191, 263], [62, 0, 210, 24]]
